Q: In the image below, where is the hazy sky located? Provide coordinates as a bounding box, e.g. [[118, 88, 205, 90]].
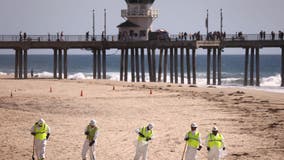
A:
[[0, 0, 283, 35]]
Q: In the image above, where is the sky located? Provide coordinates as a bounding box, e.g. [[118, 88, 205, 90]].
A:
[[0, 0, 283, 54], [0, 0, 283, 35]]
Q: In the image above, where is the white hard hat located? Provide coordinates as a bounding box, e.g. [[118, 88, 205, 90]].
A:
[[212, 126, 218, 132], [191, 123, 198, 128], [38, 118, 45, 125], [147, 123, 154, 129], [89, 119, 96, 126]]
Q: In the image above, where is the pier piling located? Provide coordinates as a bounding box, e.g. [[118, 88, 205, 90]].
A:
[[98, 49, 101, 79], [152, 48, 156, 82], [250, 48, 255, 86], [141, 48, 145, 82], [24, 49, 27, 79], [207, 48, 211, 85], [163, 48, 168, 83], [119, 49, 124, 81], [213, 48, 217, 85], [58, 49, 62, 79], [53, 49, 57, 79], [244, 48, 249, 86], [186, 48, 191, 84], [147, 48, 152, 82], [135, 48, 140, 82], [174, 48, 178, 83], [64, 49, 68, 79], [93, 49, 97, 79], [102, 49, 106, 79], [131, 48, 135, 82], [192, 49, 196, 84], [217, 48, 222, 85], [14, 49, 19, 79], [158, 48, 163, 82], [170, 48, 173, 83], [281, 47, 284, 87], [256, 48, 260, 86], [180, 47, 184, 84], [124, 48, 128, 81], [19, 49, 23, 79]]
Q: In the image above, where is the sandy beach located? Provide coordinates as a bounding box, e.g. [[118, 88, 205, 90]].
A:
[[0, 78, 283, 160]]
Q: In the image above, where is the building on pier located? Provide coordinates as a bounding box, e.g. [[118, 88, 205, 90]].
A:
[[118, 0, 158, 41]]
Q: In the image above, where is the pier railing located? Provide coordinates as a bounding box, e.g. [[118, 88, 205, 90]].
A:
[[0, 34, 283, 42]]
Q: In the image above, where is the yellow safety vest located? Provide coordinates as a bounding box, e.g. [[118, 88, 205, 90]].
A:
[[138, 127, 153, 142], [186, 131, 200, 148], [34, 123, 48, 140], [207, 133, 223, 149], [86, 125, 98, 141]]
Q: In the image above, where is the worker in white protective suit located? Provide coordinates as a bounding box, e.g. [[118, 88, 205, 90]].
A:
[[31, 118, 50, 160], [206, 126, 225, 160], [82, 119, 98, 160], [184, 123, 202, 160], [134, 123, 154, 160]]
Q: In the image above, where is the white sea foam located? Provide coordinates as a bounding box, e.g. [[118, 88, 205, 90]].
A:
[[261, 74, 281, 87], [0, 72, 7, 75], [1, 70, 283, 93]]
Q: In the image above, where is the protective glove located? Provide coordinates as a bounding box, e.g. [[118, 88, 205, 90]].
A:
[[207, 147, 210, 151], [146, 137, 152, 141], [31, 132, 36, 136], [223, 147, 226, 150], [84, 131, 89, 135], [197, 146, 202, 151], [89, 140, 95, 146], [46, 133, 50, 140], [138, 132, 145, 137], [184, 137, 189, 141]]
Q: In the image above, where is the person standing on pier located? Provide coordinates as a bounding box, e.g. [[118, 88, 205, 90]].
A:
[[134, 123, 154, 160], [82, 119, 98, 160], [31, 118, 50, 160], [86, 31, 89, 41], [19, 31, 23, 41], [60, 31, 64, 41], [206, 126, 225, 160], [183, 123, 202, 160]]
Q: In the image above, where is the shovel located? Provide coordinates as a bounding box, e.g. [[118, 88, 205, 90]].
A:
[[32, 136, 35, 160], [181, 142, 187, 160]]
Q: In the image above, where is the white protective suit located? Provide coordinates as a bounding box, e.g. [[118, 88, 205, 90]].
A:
[[31, 122, 50, 160], [81, 126, 98, 160], [184, 130, 202, 160]]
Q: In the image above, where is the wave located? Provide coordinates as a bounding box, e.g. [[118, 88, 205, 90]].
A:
[[0, 71, 282, 89]]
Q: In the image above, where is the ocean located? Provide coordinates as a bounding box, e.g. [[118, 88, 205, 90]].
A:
[[0, 52, 283, 92]]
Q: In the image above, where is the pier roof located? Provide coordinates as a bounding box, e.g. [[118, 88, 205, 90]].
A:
[[125, 0, 155, 4], [117, 20, 140, 28]]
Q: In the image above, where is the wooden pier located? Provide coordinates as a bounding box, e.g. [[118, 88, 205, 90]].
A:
[[0, 34, 283, 87]]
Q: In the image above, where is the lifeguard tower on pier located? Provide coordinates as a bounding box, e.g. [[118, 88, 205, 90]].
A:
[[117, 0, 158, 41]]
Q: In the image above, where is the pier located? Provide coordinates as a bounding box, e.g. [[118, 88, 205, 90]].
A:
[[0, 34, 283, 87]]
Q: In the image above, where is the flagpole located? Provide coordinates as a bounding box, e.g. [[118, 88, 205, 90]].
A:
[[92, 9, 95, 40], [206, 9, 209, 36], [220, 9, 223, 34], [104, 8, 106, 41]]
